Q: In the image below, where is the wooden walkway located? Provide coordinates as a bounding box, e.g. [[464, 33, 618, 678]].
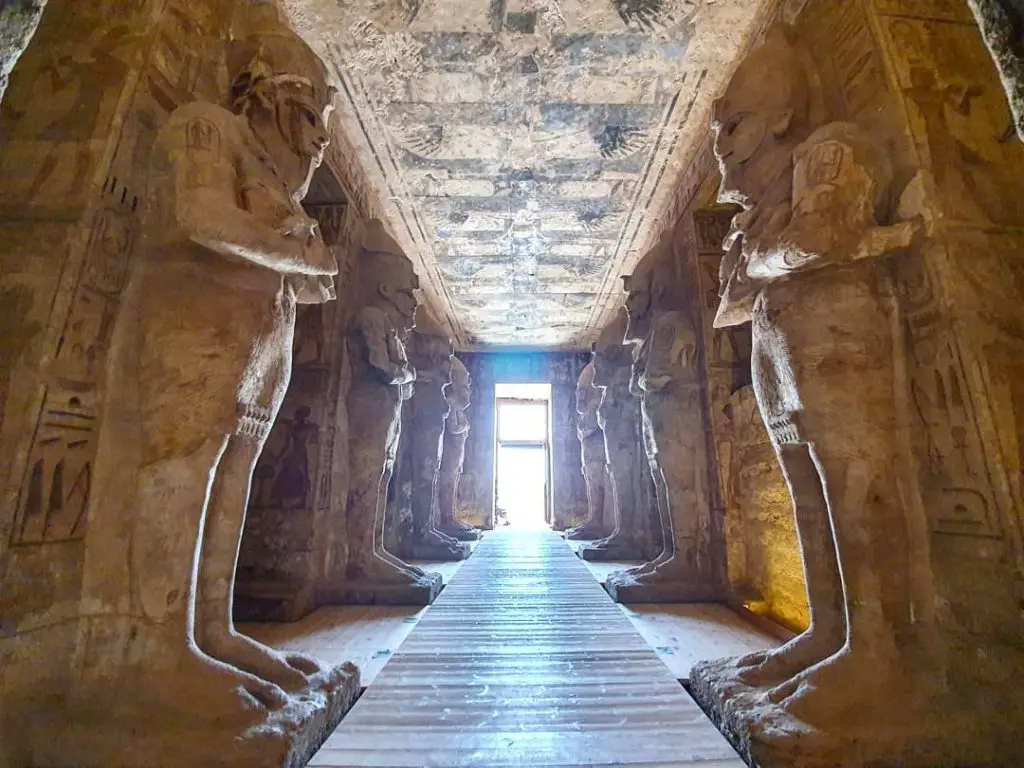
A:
[[311, 529, 745, 767]]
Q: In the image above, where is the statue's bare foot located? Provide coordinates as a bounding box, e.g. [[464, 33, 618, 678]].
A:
[[165, 647, 289, 717], [566, 524, 604, 540], [375, 547, 427, 578], [348, 558, 434, 586], [736, 626, 844, 687], [204, 628, 320, 693], [765, 645, 902, 726]]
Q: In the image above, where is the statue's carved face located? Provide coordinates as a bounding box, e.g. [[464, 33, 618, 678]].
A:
[[712, 31, 808, 209], [712, 100, 773, 207], [381, 263, 420, 330], [248, 78, 331, 198], [624, 272, 654, 344], [445, 371, 471, 411]]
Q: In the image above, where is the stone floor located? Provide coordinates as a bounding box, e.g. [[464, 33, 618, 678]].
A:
[[243, 550, 476, 685], [297, 529, 753, 766]]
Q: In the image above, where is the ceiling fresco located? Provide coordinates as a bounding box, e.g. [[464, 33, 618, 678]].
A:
[[284, 0, 776, 349]]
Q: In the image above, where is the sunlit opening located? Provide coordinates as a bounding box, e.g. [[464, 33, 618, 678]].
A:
[[494, 383, 552, 530]]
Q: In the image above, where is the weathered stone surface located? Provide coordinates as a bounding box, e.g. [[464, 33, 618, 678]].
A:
[[580, 309, 661, 563], [565, 362, 614, 541], [436, 356, 481, 541], [0, 1, 46, 105], [332, 219, 442, 605], [0, 4, 361, 764], [967, 0, 1024, 140], [605, 232, 724, 605], [279, 0, 781, 348], [386, 306, 470, 561], [691, 6, 1024, 765]]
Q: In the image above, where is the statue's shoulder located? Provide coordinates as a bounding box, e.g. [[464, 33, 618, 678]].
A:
[[156, 102, 243, 157], [794, 121, 878, 181], [352, 305, 390, 335]]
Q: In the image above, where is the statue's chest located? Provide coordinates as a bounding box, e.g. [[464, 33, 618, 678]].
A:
[[237, 146, 300, 224]]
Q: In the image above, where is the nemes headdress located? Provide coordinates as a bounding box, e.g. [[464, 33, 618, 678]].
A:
[[228, 3, 334, 113]]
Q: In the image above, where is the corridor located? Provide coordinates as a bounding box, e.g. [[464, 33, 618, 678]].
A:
[[310, 530, 745, 767]]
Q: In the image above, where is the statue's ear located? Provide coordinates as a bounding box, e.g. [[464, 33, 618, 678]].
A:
[[378, 282, 391, 300], [771, 108, 794, 137]]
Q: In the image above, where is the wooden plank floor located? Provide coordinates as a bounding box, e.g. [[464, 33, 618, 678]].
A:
[[311, 529, 745, 767]]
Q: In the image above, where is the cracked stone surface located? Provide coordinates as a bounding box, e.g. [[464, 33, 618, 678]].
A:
[[282, 0, 776, 348]]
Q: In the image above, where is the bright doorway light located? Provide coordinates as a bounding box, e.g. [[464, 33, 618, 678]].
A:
[[494, 383, 552, 529]]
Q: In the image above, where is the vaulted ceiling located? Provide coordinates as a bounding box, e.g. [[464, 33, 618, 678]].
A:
[[285, 0, 776, 349]]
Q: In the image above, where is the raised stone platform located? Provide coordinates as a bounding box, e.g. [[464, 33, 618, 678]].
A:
[[40, 663, 360, 768], [604, 575, 721, 605], [318, 572, 444, 606]]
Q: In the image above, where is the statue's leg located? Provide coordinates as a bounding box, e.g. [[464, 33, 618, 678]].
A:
[[567, 460, 608, 538], [130, 435, 288, 716], [766, 432, 911, 722], [194, 434, 335, 693], [731, 442, 846, 686], [345, 396, 424, 580], [609, 456, 672, 584]]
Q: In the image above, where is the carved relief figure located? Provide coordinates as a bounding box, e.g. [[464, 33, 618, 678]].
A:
[[581, 309, 660, 561], [691, 24, 926, 751], [565, 362, 612, 540], [270, 405, 320, 508], [605, 235, 717, 601], [437, 356, 480, 541], [92, 20, 348, 735], [343, 220, 441, 597]]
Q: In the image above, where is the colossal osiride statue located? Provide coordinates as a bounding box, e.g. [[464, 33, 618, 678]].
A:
[[69, 14, 357, 767], [329, 220, 443, 605], [605, 235, 720, 604], [564, 362, 613, 541], [391, 307, 470, 561], [437, 356, 481, 541], [580, 309, 660, 562], [688, 22, 1015, 768]]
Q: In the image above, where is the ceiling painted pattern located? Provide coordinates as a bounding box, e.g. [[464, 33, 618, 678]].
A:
[[284, 0, 775, 349]]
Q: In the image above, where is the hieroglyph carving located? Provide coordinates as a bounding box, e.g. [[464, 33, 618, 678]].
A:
[[11, 178, 136, 546]]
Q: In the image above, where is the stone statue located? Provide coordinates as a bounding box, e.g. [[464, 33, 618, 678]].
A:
[[76, 15, 356, 764], [605, 234, 719, 603], [690, 23, 928, 764], [565, 361, 613, 540], [579, 309, 660, 562], [391, 307, 469, 560], [341, 220, 442, 603], [436, 355, 480, 541]]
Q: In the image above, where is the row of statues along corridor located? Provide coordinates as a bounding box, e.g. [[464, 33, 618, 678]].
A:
[[1, 1, 1024, 766]]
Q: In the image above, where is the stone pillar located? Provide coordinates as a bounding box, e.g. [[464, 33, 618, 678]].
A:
[[690, 5, 1024, 765], [579, 309, 661, 562], [387, 307, 469, 561], [1, 3, 363, 764], [565, 361, 614, 540], [321, 220, 442, 606], [234, 198, 352, 623], [436, 355, 481, 540], [605, 232, 724, 604]]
